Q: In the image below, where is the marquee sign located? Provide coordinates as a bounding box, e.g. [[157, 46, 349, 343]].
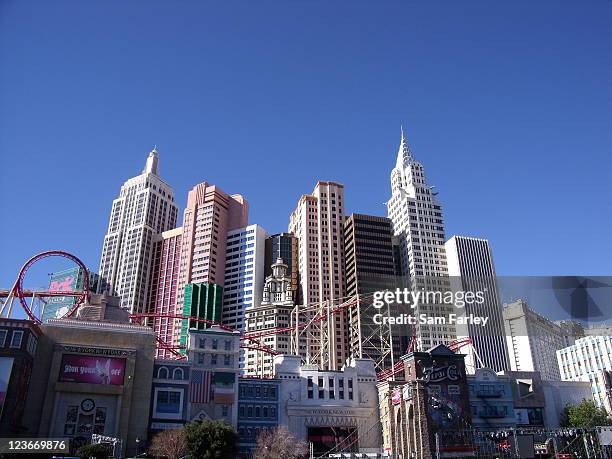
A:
[[61, 345, 131, 357]]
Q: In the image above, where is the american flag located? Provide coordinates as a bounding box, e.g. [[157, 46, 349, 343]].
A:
[[189, 369, 211, 403]]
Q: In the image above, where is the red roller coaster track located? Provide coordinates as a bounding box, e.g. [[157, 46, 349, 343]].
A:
[[2, 251, 473, 381], [0, 250, 90, 323]]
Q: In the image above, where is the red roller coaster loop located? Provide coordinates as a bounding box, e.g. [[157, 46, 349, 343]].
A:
[[1, 250, 90, 323], [2, 252, 473, 382]]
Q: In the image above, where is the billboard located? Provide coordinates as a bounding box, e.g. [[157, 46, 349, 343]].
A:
[[58, 354, 126, 385], [43, 268, 80, 322], [0, 357, 15, 418]]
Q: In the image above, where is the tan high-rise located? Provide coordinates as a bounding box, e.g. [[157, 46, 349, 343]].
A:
[[288, 181, 346, 370]]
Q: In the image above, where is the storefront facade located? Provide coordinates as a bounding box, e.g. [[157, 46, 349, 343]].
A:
[[23, 319, 156, 457]]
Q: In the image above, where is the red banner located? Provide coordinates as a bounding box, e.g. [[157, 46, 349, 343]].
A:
[[59, 354, 126, 385]]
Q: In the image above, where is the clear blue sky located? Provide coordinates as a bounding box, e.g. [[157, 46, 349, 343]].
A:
[[1, 0, 611, 291]]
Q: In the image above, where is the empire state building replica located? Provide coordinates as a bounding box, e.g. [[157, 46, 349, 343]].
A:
[[386, 129, 456, 350]]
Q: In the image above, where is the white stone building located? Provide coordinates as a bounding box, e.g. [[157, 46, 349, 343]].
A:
[[503, 299, 577, 381], [557, 335, 612, 413], [98, 149, 178, 313], [244, 257, 295, 377], [273, 355, 381, 455]]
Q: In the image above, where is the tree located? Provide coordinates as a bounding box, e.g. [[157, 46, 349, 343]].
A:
[[149, 428, 187, 459], [76, 443, 109, 459], [560, 399, 612, 427], [253, 426, 308, 459], [184, 420, 238, 459]]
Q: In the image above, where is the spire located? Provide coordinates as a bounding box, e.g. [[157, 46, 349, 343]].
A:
[[396, 125, 413, 168], [143, 147, 159, 175]]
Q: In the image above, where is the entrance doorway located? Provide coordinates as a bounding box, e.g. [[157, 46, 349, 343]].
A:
[[307, 426, 357, 455]]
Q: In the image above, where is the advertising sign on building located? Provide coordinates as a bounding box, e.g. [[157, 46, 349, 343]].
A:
[[43, 268, 80, 322], [0, 357, 14, 418], [58, 354, 126, 385]]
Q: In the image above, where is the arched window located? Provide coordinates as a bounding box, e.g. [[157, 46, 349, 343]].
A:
[[157, 366, 169, 379], [173, 368, 184, 380]]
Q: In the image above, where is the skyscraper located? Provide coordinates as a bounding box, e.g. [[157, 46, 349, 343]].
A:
[[344, 213, 404, 371], [221, 224, 268, 332], [386, 129, 456, 350], [445, 235, 510, 373], [289, 181, 347, 370], [148, 227, 182, 358], [173, 182, 248, 349], [99, 149, 178, 313]]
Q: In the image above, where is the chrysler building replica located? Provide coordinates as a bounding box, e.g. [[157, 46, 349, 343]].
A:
[[99, 148, 178, 313], [244, 258, 295, 377], [386, 129, 456, 349]]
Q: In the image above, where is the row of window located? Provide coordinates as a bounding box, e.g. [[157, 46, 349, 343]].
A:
[[156, 366, 185, 380], [238, 404, 277, 419], [0, 329, 26, 350], [238, 384, 278, 399]]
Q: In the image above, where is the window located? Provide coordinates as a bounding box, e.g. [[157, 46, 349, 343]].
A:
[[224, 355, 231, 366], [154, 388, 183, 419], [221, 405, 229, 417], [211, 354, 217, 365], [172, 368, 184, 380], [0, 330, 6, 347], [212, 339, 218, 350], [27, 334, 37, 356], [10, 330, 23, 348], [224, 340, 232, 351], [157, 367, 169, 379]]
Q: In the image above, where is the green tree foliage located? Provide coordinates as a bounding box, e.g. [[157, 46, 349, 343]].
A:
[[184, 420, 238, 459], [560, 399, 612, 427]]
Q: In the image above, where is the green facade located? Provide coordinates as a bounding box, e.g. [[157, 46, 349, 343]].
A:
[[180, 283, 223, 352]]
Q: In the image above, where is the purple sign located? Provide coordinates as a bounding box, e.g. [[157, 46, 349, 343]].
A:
[[59, 354, 126, 385]]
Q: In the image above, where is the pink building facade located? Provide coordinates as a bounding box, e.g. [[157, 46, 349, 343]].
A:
[[148, 182, 249, 357], [148, 227, 183, 358], [173, 182, 248, 347]]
